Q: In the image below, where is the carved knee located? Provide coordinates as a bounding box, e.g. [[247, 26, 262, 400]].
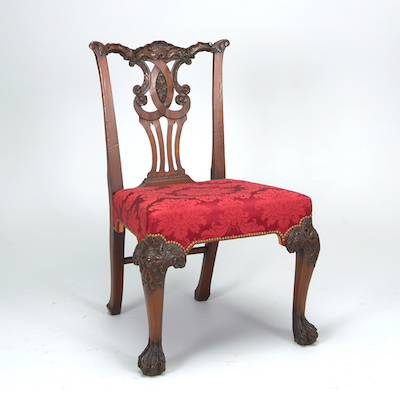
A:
[[285, 217, 320, 265], [133, 235, 186, 294]]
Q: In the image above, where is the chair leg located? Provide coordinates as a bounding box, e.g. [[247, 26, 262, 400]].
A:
[[133, 236, 186, 376], [194, 242, 219, 301], [138, 282, 166, 376], [107, 228, 125, 315], [285, 217, 320, 345]]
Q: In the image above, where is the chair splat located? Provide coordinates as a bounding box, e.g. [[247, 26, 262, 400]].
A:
[[90, 40, 229, 187], [135, 59, 192, 186]]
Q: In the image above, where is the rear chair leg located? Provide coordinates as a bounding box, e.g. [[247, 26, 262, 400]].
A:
[[195, 242, 219, 301], [285, 217, 320, 345], [133, 236, 186, 376], [107, 228, 125, 315]]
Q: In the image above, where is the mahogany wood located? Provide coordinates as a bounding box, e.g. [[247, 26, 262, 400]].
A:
[[285, 217, 320, 344], [107, 228, 125, 315], [211, 50, 226, 180], [133, 236, 186, 375], [90, 39, 321, 376], [194, 242, 219, 301], [188, 246, 207, 255]]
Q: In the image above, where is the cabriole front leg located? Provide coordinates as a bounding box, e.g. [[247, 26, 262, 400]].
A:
[[285, 217, 320, 345], [133, 236, 186, 376]]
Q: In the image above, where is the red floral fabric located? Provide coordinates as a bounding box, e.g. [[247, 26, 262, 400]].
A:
[[112, 179, 312, 253]]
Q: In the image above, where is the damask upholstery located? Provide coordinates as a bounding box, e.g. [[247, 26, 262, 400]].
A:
[[113, 179, 312, 253]]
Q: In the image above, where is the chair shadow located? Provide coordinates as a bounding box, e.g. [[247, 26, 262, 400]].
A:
[[160, 292, 295, 372]]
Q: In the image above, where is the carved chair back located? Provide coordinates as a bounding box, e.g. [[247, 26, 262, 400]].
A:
[[89, 40, 230, 202]]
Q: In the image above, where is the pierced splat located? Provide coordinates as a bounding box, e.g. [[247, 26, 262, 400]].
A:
[[134, 60, 193, 186], [89, 40, 229, 187]]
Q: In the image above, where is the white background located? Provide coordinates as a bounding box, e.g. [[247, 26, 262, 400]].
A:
[[1, 1, 399, 398]]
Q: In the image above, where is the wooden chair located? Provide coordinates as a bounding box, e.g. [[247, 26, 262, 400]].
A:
[[89, 39, 320, 376]]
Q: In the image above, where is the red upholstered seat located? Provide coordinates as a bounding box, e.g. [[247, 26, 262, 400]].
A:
[[113, 179, 312, 253]]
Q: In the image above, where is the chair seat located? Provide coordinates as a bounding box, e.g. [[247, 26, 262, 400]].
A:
[[112, 179, 312, 253]]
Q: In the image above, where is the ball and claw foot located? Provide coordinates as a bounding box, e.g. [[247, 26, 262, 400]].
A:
[[294, 315, 318, 345], [138, 341, 166, 376]]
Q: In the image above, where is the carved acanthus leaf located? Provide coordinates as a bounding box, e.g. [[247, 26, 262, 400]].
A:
[[90, 40, 230, 108], [133, 236, 186, 294], [285, 218, 320, 266], [90, 40, 230, 64]]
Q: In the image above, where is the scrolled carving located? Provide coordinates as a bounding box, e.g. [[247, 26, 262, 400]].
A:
[[129, 40, 222, 63], [133, 41, 192, 63], [133, 236, 186, 294], [131, 61, 150, 106], [91, 39, 230, 115], [90, 42, 133, 61], [285, 218, 320, 266], [171, 60, 191, 106], [91, 39, 229, 64], [175, 93, 188, 105], [89, 41, 106, 56], [211, 39, 230, 53]]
